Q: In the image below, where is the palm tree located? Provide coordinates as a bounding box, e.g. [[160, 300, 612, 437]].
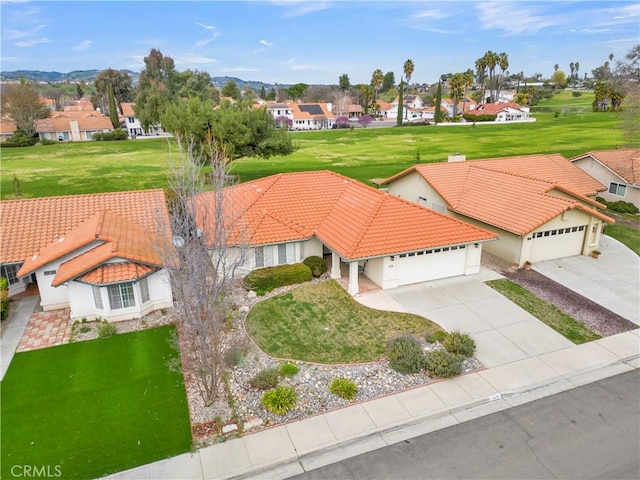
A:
[[401, 59, 415, 121], [371, 69, 384, 105], [475, 56, 488, 104], [483, 51, 498, 102], [496, 52, 509, 101], [569, 62, 575, 84], [574, 62, 580, 83]]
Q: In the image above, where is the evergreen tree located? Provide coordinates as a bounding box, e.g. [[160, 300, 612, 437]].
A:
[[108, 84, 120, 129], [434, 81, 443, 124]]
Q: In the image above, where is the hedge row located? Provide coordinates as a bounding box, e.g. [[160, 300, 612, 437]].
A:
[[243, 263, 312, 291]]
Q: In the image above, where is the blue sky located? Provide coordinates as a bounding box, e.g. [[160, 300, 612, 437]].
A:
[[1, 1, 638, 85]]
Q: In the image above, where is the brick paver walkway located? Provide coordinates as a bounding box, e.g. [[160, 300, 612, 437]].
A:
[[17, 308, 72, 352]]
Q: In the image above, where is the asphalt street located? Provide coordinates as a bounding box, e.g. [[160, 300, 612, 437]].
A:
[[290, 369, 640, 480]]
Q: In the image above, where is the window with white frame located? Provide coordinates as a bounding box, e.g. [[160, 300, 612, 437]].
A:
[[255, 246, 265, 268], [139, 277, 150, 303], [277, 243, 295, 265], [1, 264, 20, 285], [107, 283, 135, 309], [93, 286, 103, 309], [608, 182, 627, 196]]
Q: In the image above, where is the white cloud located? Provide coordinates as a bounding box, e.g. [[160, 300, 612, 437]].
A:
[[475, 1, 555, 36], [73, 40, 92, 52], [0, 56, 22, 62], [413, 9, 450, 20], [276, 1, 329, 18], [260, 39, 273, 47], [252, 39, 274, 55], [285, 58, 323, 71], [4, 24, 45, 41], [195, 22, 216, 30], [193, 22, 220, 49], [14, 37, 50, 47], [174, 54, 217, 66]]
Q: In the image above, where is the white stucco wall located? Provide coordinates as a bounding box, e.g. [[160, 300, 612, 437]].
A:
[[67, 269, 173, 322], [572, 157, 640, 209]]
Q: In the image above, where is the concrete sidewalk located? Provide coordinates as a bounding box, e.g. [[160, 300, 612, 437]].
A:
[[0, 296, 38, 381], [108, 330, 639, 480]]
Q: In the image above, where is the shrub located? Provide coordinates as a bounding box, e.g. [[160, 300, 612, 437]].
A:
[[224, 347, 247, 367], [302, 256, 327, 278], [92, 129, 128, 141], [426, 330, 448, 344], [462, 113, 496, 122], [572, 91, 582, 97], [97, 322, 117, 339], [0, 277, 8, 292], [329, 378, 358, 401], [1, 279, 9, 322], [1, 129, 37, 147], [249, 368, 280, 390], [423, 350, 463, 378], [261, 386, 297, 415], [243, 263, 312, 291], [386, 335, 424, 374], [279, 362, 299, 377], [442, 332, 476, 357], [607, 200, 639, 214]]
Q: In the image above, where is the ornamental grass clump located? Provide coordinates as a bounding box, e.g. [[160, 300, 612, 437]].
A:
[[442, 331, 476, 358], [386, 335, 424, 374], [248, 368, 280, 391], [329, 378, 358, 401], [279, 362, 299, 377], [261, 386, 297, 415]]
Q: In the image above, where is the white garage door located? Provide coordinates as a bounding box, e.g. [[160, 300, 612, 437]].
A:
[[529, 225, 586, 262], [397, 245, 467, 286]]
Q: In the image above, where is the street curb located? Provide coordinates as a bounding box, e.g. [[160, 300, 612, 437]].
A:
[[225, 356, 639, 480]]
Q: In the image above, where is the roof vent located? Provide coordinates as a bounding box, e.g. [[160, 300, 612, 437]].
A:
[[448, 153, 466, 163]]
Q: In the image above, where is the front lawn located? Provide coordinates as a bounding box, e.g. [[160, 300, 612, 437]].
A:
[[486, 279, 601, 344], [604, 224, 640, 255], [245, 280, 442, 363], [0, 325, 192, 479]]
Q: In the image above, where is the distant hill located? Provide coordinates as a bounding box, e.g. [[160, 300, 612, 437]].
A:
[[0, 70, 278, 91]]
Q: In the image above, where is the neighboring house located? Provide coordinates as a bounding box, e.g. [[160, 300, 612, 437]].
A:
[[192, 170, 497, 295], [120, 102, 144, 138], [385, 95, 428, 121], [39, 97, 56, 111], [289, 103, 335, 130], [0, 119, 17, 142], [384, 154, 613, 267], [441, 98, 477, 117], [465, 102, 531, 122], [35, 111, 113, 142], [0, 190, 174, 322], [570, 149, 640, 209], [266, 102, 294, 124], [63, 100, 97, 112]]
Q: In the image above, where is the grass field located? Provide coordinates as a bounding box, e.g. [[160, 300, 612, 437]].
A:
[[245, 280, 442, 364], [0, 107, 627, 200], [486, 279, 601, 344], [0, 325, 192, 479], [604, 224, 640, 255]]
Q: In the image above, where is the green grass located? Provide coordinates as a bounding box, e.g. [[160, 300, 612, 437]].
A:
[[0, 325, 192, 479], [245, 280, 442, 364], [530, 90, 595, 111], [604, 224, 640, 255], [486, 279, 601, 344], [1, 111, 626, 199]]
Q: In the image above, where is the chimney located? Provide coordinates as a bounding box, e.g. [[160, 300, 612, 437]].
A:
[[448, 153, 466, 162]]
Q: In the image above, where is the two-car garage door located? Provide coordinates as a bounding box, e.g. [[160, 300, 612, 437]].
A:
[[396, 245, 467, 286], [529, 225, 586, 263]]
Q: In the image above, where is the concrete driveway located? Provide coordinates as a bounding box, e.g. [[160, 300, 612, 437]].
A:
[[356, 268, 574, 369], [533, 235, 639, 325]]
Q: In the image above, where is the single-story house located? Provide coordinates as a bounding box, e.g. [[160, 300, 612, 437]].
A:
[[35, 111, 113, 142], [192, 170, 497, 295], [0, 190, 174, 321], [383, 154, 614, 267], [465, 102, 530, 122], [570, 149, 640, 209], [0, 119, 17, 142], [441, 98, 477, 117]]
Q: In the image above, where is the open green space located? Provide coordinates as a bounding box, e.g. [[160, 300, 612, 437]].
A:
[[530, 90, 595, 111], [245, 280, 442, 364], [0, 325, 192, 479], [1, 110, 625, 200], [604, 224, 640, 255], [485, 279, 601, 344]]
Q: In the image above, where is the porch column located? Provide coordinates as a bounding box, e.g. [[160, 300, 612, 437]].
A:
[[348, 262, 359, 296], [330, 252, 341, 279]]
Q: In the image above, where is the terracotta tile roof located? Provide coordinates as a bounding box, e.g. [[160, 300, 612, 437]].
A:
[[120, 103, 136, 116], [39, 97, 56, 108], [194, 171, 497, 260], [469, 102, 524, 115], [1, 189, 170, 265], [571, 149, 640, 186], [75, 262, 156, 285], [35, 111, 113, 133], [63, 100, 95, 111], [386, 159, 613, 236], [376, 100, 392, 110], [0, 119, 17, 135], [17, 210, 170, 286]]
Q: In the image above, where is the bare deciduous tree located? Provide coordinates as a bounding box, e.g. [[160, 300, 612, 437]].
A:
[[159, 133, 247, 405]]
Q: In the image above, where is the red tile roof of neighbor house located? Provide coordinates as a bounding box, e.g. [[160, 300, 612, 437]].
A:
[[0, 119, 17, 135], [1, 189, 170, 266], [468, 102, 523, 115], [120, 103, 136, 116], [18, 210, 170, 286], [193, 171, 497, 260], [290, 103, 335, 120], [77, 262, 156, 285], [35, 111, 113, 133], [571, 149, 640, 186], [384, 156, 613, 236]]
